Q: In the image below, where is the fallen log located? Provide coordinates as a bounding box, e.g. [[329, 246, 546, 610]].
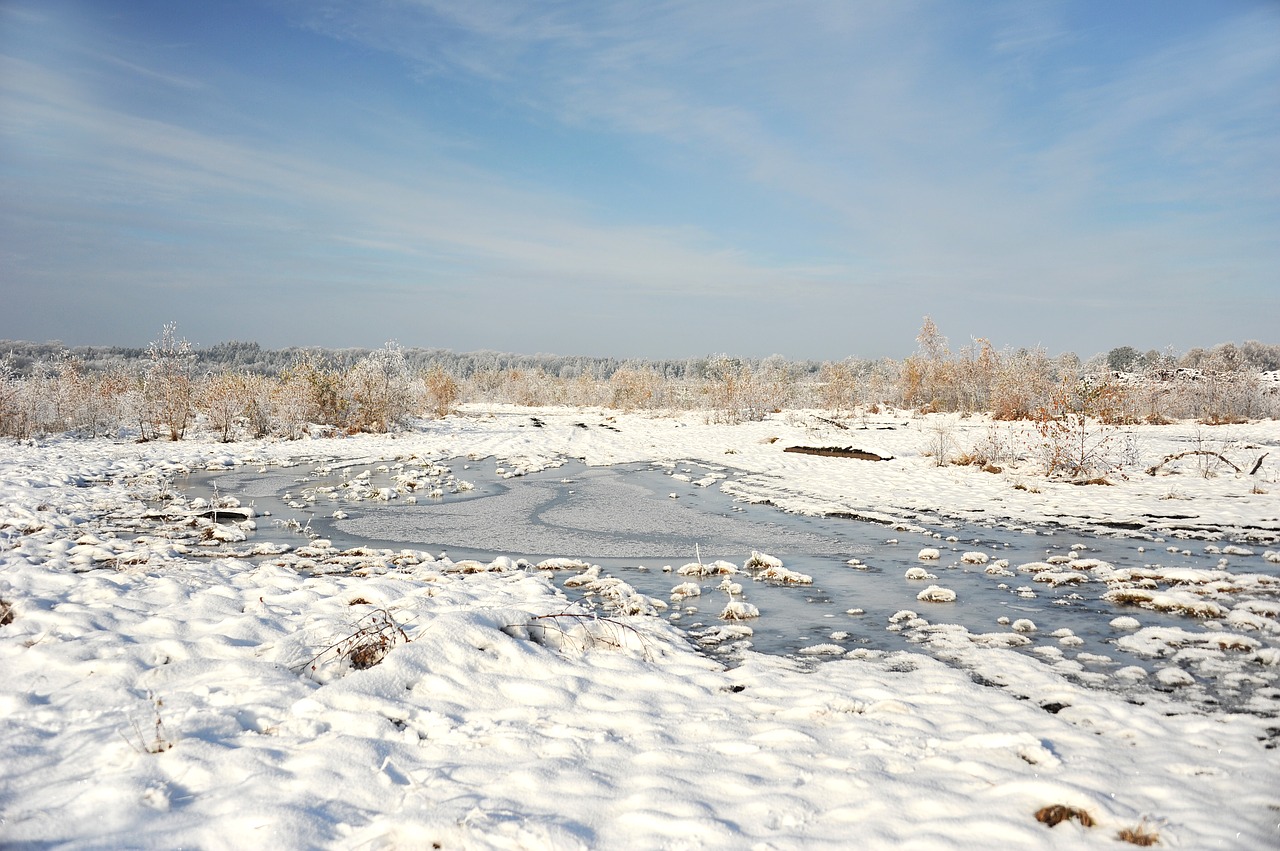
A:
[[784, 446, 892, 461]]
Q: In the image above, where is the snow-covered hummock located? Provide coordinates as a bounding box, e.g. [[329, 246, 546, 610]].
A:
[[719, 599, 761, 620], [1, 407, 1279, 848], [744, 550, 812, 584], [916, 584, 958, 603]]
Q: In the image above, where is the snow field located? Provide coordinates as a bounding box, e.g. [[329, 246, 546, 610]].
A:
[[2, 406, 1279, 847], [6, 540, 1277, 848]]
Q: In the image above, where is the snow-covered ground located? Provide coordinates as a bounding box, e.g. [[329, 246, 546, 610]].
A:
[[2, 406, 1278, 849]]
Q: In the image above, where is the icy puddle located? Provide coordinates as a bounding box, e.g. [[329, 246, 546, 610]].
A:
[[186, 457, 1280, 716]]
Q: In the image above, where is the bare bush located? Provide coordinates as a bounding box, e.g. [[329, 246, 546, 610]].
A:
[[902, 316, 955, 411], [924, 418, 956, 467], [609, 365, 660, 411], [1033, 378, 1127, 478], [422, 365, 460, 417], [346, 342, 417, 432], [0, 357, 31, 440], [198, 372, 256, 442], [144, 323, 195, 441], [278, 354, 347, 433], [817, 359, 861, 413], [991, 347, 1057, 421]]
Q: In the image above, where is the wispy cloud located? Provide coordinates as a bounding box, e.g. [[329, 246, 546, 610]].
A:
[[0, 51, 831, 298], [1, 0, 1276, 356]]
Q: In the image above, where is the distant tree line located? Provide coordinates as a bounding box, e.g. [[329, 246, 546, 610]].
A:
[[1, 320, 1276, 442], [0, 338, 826, 383]]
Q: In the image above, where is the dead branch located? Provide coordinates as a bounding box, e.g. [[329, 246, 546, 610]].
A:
[[1145, 450, 1242, 476]]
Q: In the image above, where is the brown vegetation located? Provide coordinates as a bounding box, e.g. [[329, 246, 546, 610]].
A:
[[2, 319, 1276, 442], [1035, 804, 1095, 828], [1118, 820, 1160, 846]]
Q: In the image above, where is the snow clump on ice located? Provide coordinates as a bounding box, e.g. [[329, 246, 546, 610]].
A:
[[916, 585, 957, 603], [720, 600, 761, 620]]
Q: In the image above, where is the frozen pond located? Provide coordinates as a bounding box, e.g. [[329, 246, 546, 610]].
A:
[[188, 456, 1280, 716]]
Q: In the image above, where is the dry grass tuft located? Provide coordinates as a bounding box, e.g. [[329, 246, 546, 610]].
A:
[[303, 608, 409, 674], [1117, 820, 1160, 846], [347, 596, 371, 606], [122, 691, 174, 754], [1035, 804, 1095, 829], [0, 597, 14, 626], [503, 612, 657, 662]]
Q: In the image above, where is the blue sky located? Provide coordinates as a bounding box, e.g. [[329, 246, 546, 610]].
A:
[[1, 0, 1277, 360]]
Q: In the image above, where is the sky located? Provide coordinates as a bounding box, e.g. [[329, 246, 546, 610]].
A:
[[1, 1, 1277, 361]]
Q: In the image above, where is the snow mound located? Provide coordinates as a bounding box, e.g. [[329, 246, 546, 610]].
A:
[[916, 585, 957, 603], [720, 600, 761, 620]]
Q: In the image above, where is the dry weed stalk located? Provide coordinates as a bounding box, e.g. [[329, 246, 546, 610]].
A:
[[302, 608, 409, 674], [516, 612, 654, 660], [121, 691, 174, 754]]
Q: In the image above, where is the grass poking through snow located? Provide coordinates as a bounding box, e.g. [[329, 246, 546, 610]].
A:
[[1035, 804, 1095, 828]]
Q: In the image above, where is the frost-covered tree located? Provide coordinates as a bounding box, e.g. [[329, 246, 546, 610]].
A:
[[346, 341, 417, 432], [1106, 346, 1140, 373], [143, 323, 195, 441], [198, 372, 256, 442]]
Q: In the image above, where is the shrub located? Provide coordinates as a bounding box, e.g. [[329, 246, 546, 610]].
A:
[[346, 341, 417, 432], [198, 372, 256, 442], [1033, 377, 1127, 478], [143, 323, 195, 441], [609, 366, 659, 411], [422, 365, 460, 418]]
